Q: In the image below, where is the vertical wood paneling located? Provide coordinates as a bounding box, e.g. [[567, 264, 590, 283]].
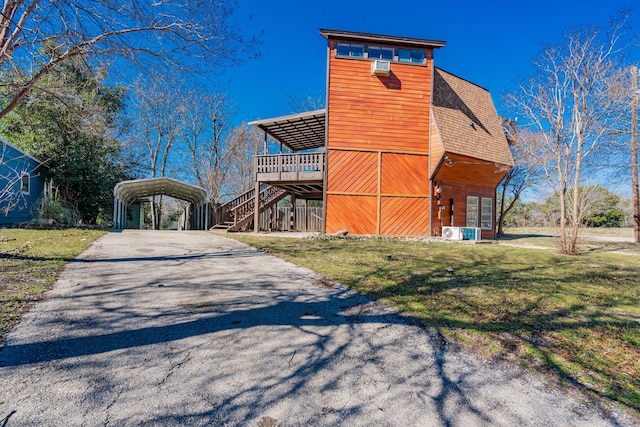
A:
[[381, 153, 429, 195], [380, 197, 429, 236], [326, 195, 377, 235], [327, 150, 378, 194]]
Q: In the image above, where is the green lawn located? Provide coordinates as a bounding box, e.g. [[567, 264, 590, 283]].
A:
[[504, 226, 635, 238], [0, 228, 106, 340], [231, 233, 640, 412]]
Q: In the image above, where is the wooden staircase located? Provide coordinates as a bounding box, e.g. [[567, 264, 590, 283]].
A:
[[211, 185, 288, 232]]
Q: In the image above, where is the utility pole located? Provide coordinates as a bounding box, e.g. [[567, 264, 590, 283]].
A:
[[631, 65, 640, 243]]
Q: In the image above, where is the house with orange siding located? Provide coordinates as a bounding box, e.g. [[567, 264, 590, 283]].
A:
[[213, 29, 513, 239]]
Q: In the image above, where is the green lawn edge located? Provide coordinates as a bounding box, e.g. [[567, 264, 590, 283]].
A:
[[230, 233, 640, 414], [0, 228, 107, 341]]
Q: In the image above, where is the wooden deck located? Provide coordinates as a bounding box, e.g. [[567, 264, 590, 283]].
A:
[[255, 152, 325, 183], [254, 152, 325, 200]]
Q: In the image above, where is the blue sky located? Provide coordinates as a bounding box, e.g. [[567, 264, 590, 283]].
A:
[[225, 0, 639, 123]]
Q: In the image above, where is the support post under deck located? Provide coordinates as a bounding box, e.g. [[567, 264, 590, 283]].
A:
[[254, 181, 261, 232]]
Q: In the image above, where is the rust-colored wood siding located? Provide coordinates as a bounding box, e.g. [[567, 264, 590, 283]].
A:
[[431, 181, 497, 239], [434, 153, 509, 187], [327, 46, 432, 153], [325, 39, 434, 236]]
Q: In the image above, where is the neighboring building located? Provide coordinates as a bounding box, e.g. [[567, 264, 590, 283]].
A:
[[0, 138, 47, 224], [214, 29, 513, 239]]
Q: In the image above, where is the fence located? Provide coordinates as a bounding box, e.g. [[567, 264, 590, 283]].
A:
[[259, 206, 323, 232]]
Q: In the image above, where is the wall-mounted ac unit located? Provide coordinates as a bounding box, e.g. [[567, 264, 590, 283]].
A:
[[442, 226, 462, 240], [461, 227, 481, 241], [371, 60, 390, 76]]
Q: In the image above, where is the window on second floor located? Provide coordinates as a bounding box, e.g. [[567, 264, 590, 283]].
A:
[[335, 42, 427, 65], [367, 45, 394, 60], [336, 42, 364, 58], [398, 48, 426, 64]]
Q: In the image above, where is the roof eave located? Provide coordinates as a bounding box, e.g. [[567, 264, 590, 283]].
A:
[[1, 137, 46, 166], [319, 28, 446, 49]]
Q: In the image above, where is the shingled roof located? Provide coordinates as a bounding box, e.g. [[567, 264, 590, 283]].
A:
[[431, 67, 513, 167]]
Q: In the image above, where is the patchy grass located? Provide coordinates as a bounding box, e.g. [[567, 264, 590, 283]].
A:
[[0, 228, 106, 341], [503, 226, 634, 238], [499, 227, 640, 254], [231, 234, 640, 412]]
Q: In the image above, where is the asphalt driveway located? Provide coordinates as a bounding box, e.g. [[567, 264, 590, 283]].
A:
[[0, 230, 635, 426]]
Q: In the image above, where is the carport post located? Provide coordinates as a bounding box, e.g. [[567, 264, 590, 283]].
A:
[[113, 198, 118, 229], [205, 202, 209, 230], [121, 201, 127, 229]]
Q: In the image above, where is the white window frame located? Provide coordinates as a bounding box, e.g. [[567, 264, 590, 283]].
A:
[[20, 172, 30, 195], [466, 196, 478, 227], [481, 197, 492, 230]]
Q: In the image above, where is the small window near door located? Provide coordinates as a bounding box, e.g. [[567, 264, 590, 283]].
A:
[[21, 173, 30, 194], [481, 197, 492, 229], [466, 196, 478, 227]]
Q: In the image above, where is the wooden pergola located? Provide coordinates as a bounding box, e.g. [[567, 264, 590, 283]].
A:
[[248, 109, 327, 232]]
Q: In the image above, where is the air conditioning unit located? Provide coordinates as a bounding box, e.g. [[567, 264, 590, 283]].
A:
[[371, 59, 390, 76], [461, 227, 481, 241], [442, 226, 462, 240]]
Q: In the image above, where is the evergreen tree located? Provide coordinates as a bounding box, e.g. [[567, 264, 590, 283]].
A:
[[0, 54, 132, 223]]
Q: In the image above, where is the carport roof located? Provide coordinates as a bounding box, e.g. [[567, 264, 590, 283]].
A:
[[114, 177, 207, 206], [249, 109, 326, 152]]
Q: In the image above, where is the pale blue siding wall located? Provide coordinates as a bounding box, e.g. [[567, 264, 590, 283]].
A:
[[0, 141, 47, 224]]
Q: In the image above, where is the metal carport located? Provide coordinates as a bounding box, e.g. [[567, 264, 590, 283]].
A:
[[113, 177, 209, 230]]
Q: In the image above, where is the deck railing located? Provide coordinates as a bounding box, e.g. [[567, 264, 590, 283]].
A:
[[255, 152, 325, 182]]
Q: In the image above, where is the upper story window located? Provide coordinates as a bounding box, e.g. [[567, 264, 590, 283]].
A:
[[336, 42, 364, 58], [335, 42, 426, 65], [367, 46, 394, 60], [398, 48, 426, 64]]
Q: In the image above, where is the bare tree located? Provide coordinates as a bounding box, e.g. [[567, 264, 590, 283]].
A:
[[0, 0, 257, 119], [225, 123, 263, 196], [285, 90, 326, 113], [496, 125, 540, 236], [632, 66, 640, 243], [506, 17, 627, 254], [183, 92, 237, 205], [131, 77, 186, 229]]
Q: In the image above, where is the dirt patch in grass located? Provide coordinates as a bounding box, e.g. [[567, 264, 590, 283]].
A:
[[0, 228, 106, 341], [231, 233, 640, 414]]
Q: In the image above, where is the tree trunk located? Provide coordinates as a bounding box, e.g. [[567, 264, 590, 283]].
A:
[[631, 66, 640, 244], [496, 176, 509, 237]]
